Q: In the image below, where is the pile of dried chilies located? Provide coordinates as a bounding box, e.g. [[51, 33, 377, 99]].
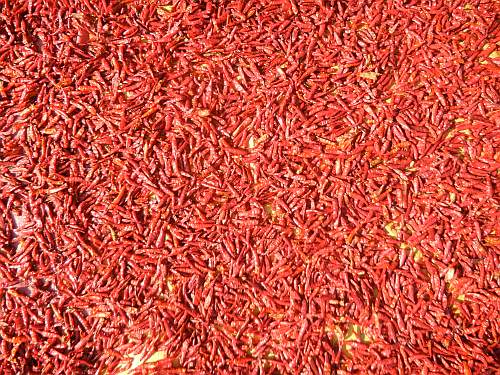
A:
[[1, 0, 499, 373]]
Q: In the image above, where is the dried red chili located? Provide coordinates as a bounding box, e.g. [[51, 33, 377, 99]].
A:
[[1, 0, 499, 373]]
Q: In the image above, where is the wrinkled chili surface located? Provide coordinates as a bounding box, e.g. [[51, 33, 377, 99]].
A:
[[0, 0, 499, 374]]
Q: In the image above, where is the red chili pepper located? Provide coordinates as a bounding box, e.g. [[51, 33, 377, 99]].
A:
[[1, 1, 499, 374]]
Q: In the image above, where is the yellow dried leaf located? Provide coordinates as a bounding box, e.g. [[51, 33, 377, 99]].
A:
[[344, 325, 358, 341], [145, 351, 167, 364], [248, 135, 255, 149], [488, 50, 500, 59], [158, 5, 174, 13], [400, 243, 422, 262], [360, 71, 379, 80], [444, 268, 455, 282], [110, 227, 117, 241], [413, 249, 423, 262], [344, 324, 373, 344], [331, 65, 340, 73], [265, 352, 276, 359], [384, 222, 399, 239], [42, 127, 57, 135]]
